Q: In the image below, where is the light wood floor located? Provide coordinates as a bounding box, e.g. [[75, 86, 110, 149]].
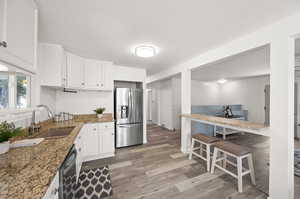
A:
[[83, 124, 300, 199]]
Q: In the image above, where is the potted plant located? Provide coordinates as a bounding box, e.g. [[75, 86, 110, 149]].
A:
[[0, 121, 21, 154], [94, 107, 106, 118]]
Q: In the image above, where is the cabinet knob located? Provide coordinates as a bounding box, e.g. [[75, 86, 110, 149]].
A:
[[81, 82, 85, 85], [0, 41, 7, 48], [78, 136, 81, 139], [79, 148, 81, 152], [97, 84, 99, 86], [93, 128, 97, 131], [101, 84, 104, 86]]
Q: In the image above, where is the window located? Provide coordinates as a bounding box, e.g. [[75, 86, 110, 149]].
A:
[[16, 75, 29, 108], [0, 74, 9, 109], [0, 73, 30, 110]]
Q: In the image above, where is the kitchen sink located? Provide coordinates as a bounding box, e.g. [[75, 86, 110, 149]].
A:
[[36, 126, 75, 139]]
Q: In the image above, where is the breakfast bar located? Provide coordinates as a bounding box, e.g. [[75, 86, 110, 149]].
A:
[[181, 114, 270, 137]]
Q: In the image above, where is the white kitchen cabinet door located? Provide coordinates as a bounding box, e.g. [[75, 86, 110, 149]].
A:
[[84, 59, 102, 90], [43, 172, 59, 199], [83, 124, 99, 157], [101, 63, 113, 91], [75, 129, 84, 182], [5, 0, 37, 68], [0, 0, 5, 45], [100, 128, 115, 154], [66, 52, 85, 89], [39, 43, 66, 87]]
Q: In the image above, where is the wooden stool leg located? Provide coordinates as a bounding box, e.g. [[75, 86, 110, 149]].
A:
[[237, 157, 243, 193], [206, 144, 211, 172], [199, 143, 203, 156], [189, 138, 195, 160], [211, 148, 218, 174], [223, 153, 227, 169], [247, 154, 256, 185]]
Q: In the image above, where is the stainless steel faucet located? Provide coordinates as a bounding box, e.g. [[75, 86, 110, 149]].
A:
[[37, 104, 54, 120], [29, 105, 54, 134]]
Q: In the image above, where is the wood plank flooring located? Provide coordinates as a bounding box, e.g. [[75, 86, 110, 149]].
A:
[[83, 124, 300, 199]]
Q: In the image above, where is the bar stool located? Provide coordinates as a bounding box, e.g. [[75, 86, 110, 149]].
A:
[[210, 141, 256, 192], [189, 133, 220, 171]]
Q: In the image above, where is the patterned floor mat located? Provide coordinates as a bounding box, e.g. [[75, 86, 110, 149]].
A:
[[74, 166, 113, 199]]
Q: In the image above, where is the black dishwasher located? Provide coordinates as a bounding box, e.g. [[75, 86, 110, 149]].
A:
[[59, 144, 77, 199]]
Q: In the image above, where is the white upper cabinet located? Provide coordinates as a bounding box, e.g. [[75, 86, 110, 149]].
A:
[[0, 0, 5, 45], [39, 48, 113, 91], [66, 52, 85, 89], [101, 62, 113, 91], [39, 43, 67, 87], [0, 0, 38, 72], [84, 59, 102, 89]]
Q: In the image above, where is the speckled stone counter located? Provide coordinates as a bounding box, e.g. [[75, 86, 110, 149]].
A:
[[181, 114, 269, 132], [0, 113, 113, 199]]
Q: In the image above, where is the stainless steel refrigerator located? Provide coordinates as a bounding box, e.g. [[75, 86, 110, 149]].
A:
[[115, 88, 143, 148]]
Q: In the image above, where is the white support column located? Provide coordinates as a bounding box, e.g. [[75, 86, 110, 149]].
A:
[[269, 36, 294, 199], [143, 81, 147, 144], [181, 69, 191, 153]]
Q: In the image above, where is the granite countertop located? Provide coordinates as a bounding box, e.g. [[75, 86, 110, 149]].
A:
[[0, 113, 114, 199], [181, 114, 268, 131]]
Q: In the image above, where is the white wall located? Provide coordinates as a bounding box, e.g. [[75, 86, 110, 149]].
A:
[[191, 81, 220, 106], [148, 77, 181, 130], [219, 76, 269, 123], [55, 90, 113, 114], [191, 75, 269, 123]]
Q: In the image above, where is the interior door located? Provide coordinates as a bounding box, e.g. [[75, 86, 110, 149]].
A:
[[67, 53, 84, 88], [84, 59, 101, 89], [147, 90, 152, 122]]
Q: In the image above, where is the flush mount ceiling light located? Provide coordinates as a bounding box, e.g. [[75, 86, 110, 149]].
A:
[[217, 79, 227, 84], [133, 44, 159, 58]]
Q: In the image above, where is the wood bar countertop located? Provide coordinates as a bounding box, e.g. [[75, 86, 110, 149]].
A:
[[181, 114, 269, 133], [0, 113, 114, 199]]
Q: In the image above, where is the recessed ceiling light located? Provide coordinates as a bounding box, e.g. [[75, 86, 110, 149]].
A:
[[217, 79, 227, 84], [133, 44, 159, 58]]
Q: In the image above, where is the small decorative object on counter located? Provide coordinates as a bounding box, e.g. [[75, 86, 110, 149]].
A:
[[0, 121, 22, 154], [94, 107, 106, 118]]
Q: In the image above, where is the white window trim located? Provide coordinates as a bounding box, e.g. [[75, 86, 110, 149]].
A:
[[0, 72, 31, 112]]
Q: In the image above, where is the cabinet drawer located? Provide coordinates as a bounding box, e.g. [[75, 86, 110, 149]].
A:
[[98, 122, 114, 129]]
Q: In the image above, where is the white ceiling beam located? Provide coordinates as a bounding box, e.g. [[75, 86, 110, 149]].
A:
[[147, 12, 300, 83]]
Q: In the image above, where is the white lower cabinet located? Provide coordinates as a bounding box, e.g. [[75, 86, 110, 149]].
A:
[[43, 172, 59, 199], [44, 122, 115, 198], [101, 128, 115, 154], [83, 122, 115, 161]]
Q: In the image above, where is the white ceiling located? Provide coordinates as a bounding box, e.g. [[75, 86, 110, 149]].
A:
[[36, 0, 300, 75], [191, 46, 270, 81]]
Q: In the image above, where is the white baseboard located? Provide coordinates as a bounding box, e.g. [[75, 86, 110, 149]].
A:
[[83, 152, 115, 162]]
